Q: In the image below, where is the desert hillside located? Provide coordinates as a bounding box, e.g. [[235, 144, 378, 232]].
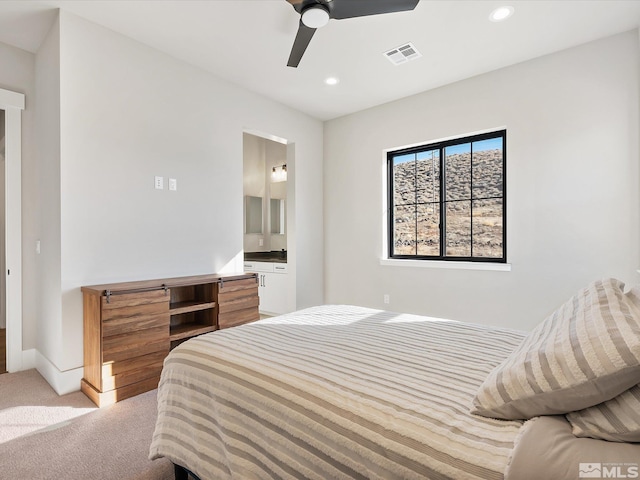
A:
[[392, 149, 503, 257]]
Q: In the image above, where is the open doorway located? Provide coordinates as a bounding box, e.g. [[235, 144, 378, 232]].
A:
[[0, 87, 24, 374], [0, 108, 5, 374], [242, 130, 296, 317]]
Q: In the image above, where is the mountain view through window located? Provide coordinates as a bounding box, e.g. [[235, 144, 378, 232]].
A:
[[389, 131, 506, 262]]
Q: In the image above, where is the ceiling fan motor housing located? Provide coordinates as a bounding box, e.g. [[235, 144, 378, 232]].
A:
[[301, 5, 331, 28]]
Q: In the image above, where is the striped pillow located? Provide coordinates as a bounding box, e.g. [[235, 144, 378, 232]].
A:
[[472, 278, 640, 420], [566, 384, 640, 442]]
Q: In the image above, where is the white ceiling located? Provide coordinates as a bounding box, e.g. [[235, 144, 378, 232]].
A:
[[0, 0, 638, 120]]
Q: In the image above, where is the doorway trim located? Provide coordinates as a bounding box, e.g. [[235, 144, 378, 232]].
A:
[[0, 87, 24, 372]]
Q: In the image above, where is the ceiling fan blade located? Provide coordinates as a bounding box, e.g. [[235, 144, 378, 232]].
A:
[[286, 0, 306, 14], [287, 20, 317, 68], [330, 0, 419, 19]]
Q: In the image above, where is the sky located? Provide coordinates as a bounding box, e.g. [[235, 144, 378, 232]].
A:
[[393, 136, 503, 164]]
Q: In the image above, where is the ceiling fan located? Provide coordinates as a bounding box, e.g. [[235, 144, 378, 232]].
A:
[[286, 0, 420, 68]]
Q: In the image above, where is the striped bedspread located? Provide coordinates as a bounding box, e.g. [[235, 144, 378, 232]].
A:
[[150, 305, 526, 479]]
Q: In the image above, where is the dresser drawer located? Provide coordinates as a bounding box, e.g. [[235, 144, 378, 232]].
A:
[[101, 361, 164, 391], [101, 289, 169, 312], [103, 312, 169, 337], [219, 307, 260, 329], [101, 290, 169, 337], [101, 351, 167, 391], [218, 279, 259, 309], [218, 277, 258, 294], [102, 326, 169, 364], [218, 284, 259, 311], [218, 277, 260, 329]]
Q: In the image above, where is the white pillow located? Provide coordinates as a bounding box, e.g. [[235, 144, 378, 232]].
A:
[[472, 278, 640, 420], [566, 383, 640, 442]]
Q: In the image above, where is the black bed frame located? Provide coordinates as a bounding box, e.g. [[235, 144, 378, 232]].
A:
[[174, 463, 201, 480]]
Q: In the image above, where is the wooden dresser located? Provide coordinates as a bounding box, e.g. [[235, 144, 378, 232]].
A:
[[81, 273, 259, 407]]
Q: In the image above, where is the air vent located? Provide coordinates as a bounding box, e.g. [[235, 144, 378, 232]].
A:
[[384, 42, 422, 66]]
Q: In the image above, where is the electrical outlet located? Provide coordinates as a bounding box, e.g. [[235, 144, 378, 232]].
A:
[[154, 176, 164, 190], [383, 294, 390, 304], [169, 178, 177, 191]]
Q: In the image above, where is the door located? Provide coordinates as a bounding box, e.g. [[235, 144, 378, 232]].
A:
[[0, 108, 5, 373], [0, 88, 24, 373]]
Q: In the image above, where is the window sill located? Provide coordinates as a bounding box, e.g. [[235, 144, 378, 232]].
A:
[[380, 258, 512, 271]]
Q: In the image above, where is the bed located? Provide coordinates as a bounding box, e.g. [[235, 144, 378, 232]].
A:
[[149, 279, 640, 480]]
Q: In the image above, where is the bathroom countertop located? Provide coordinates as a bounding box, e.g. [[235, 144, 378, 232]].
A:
[[244, 251, 287, 263]]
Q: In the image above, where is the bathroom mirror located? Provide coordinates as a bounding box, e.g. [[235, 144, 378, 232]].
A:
[[270, 198, 285, 235], [245, 195, 263, 234]]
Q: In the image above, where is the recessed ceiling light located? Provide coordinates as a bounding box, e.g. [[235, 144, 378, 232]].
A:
[[325, 77, 339, 86], [489, 6, 514, 22]]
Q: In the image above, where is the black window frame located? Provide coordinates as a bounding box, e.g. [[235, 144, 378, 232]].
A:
[[387, 130, 507, 263]]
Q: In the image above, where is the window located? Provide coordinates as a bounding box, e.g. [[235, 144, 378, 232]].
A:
[[388, 130, 506, 262]]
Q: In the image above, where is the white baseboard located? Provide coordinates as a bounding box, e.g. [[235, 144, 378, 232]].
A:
[[21, 348, 36, 370], [33, 350, 83, 395]]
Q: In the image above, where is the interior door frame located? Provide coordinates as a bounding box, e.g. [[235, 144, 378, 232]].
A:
[[242, 128, 296, 314], [0, 87, 24, 372]]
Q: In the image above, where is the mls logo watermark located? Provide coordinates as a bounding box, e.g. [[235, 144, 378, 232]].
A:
[[579, 463, 639, 479]]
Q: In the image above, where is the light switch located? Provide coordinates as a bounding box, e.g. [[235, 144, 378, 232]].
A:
[[154, 176, 164, 190], [169, 178, 177, 191], [36, 240, 41, 254]]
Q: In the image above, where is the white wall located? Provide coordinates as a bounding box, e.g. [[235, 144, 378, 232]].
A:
[[34, 17, 62, 370], [324, 31, 640, 331], [33, 10, 323, 379]]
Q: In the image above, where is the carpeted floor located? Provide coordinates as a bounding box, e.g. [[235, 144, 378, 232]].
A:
[[0, 369, 96, 444], [0, 370, 173, 479]]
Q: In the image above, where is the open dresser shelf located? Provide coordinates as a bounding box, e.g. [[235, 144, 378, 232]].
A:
[[167, 281, 217, 344], [170, 300, 216, 316], [81, 272, 259, 407], [169, 323, 217, 342]]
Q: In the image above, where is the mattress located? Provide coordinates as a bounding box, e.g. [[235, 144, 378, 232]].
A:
[[150, 305, 529, 479]]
